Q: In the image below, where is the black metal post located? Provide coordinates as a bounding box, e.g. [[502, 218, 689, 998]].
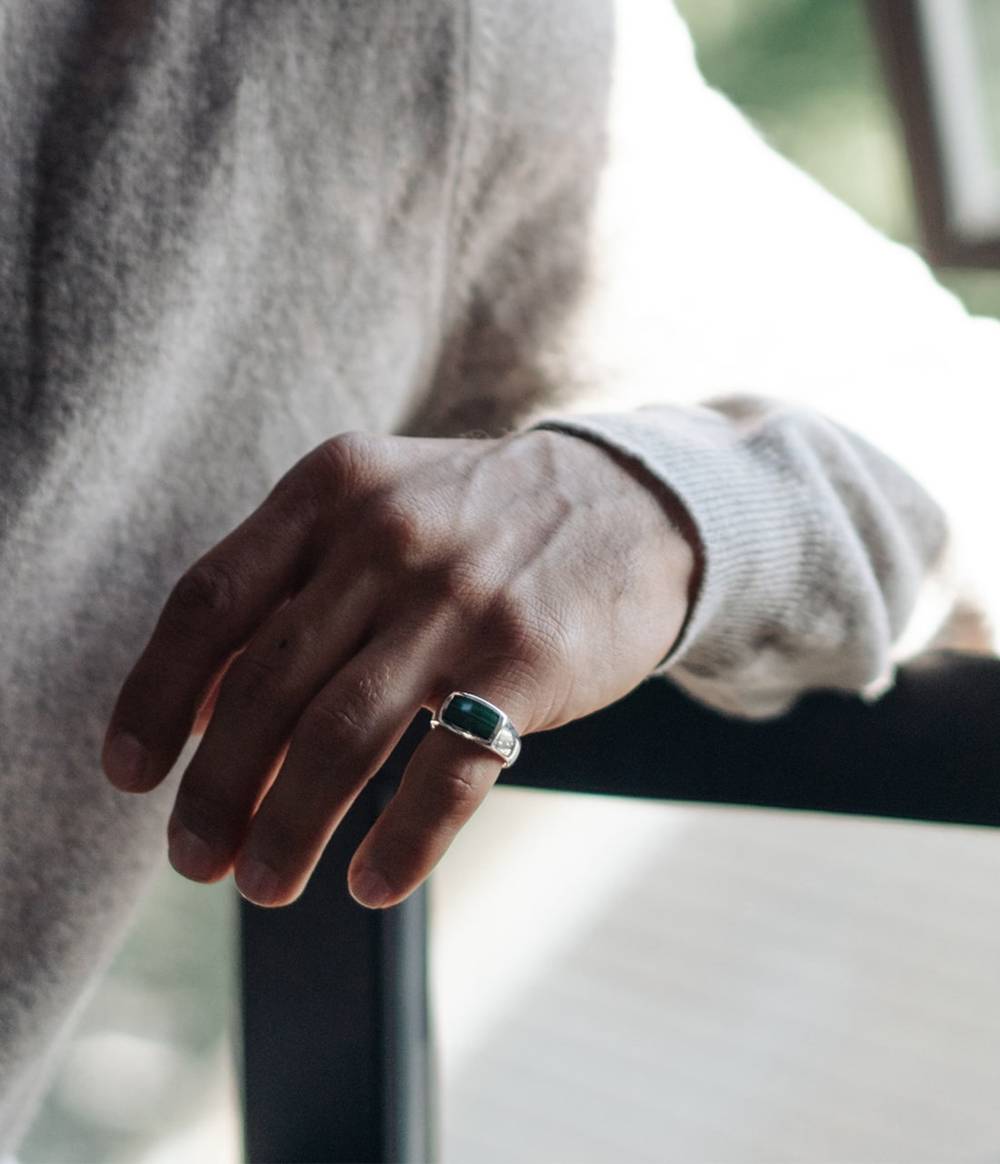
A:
[[237, 715, 432, 1164]]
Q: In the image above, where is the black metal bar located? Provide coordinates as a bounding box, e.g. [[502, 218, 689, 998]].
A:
[[379, 859, 435, 1164], [238, 649, 1000, 1163], [502, 650, 1000, 827], [238, 743, 434, 1164]]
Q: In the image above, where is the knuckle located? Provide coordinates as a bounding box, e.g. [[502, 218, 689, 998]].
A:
[[300, 692, 372, 762], [370, 495, 428, 569], [401, 559, 488, 623], [496, 588, 574, 669], [429, 764, 486, 822], [315, 430, 378, 491], [267, 458, 327, 534], [435, 557, 493, 611], [490, 657, 545, 721], [162, 559, 240, 637], [483, 590, 552, 660], [354, 662, 392, 708]]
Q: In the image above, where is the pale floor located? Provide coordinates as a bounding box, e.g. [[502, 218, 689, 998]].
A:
[[19, 785, 1000, 1163], [432, 789, 1000, 1164]]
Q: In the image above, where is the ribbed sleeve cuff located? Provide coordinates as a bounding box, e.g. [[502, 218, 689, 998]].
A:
[[521, 403, 857, 716]]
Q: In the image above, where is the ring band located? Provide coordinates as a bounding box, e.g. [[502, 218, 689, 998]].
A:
[[429, 691, 522, 768]]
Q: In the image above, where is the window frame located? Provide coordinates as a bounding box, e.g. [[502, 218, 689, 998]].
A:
[[869, 0, 1000, 267]]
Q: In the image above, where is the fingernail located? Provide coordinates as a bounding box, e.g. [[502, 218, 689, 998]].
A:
[[105, 732, 148, 790], [350, 867, 391, 909], [168, 825, 217, 881], [236, 858, 281, 906]]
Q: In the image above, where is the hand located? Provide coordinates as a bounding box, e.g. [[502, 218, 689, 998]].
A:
[[101, 428, 697, 908]]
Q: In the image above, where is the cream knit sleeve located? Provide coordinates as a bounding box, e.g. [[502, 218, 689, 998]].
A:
[[510, 0, 988, 718], [523, 398, 949, 718], [442, 0, 996, 719]]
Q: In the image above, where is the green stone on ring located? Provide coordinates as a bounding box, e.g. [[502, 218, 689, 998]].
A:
[[442, 694, 501, 741]]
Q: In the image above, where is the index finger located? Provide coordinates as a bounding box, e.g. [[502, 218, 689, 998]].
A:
[[101, 446, 332, 792]]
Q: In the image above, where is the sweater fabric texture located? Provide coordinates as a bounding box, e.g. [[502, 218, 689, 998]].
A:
[[0, 0, 971, 1148]]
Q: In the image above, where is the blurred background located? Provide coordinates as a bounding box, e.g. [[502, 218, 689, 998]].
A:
[[17, 1, 1000, 1161]]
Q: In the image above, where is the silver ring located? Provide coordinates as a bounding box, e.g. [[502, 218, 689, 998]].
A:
[[429, 691, 522, 768]]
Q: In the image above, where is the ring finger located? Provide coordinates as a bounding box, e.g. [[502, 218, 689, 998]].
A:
[[346, 671, 533, 908]]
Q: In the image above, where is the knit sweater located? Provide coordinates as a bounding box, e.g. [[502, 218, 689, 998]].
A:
[[0, 0, 979, 1148]]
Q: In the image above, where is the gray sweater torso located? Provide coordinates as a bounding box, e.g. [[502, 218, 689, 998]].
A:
[[0, 2, 956, 1148]]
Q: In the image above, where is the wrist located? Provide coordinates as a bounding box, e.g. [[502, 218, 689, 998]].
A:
[[531, 426, 703, 665]]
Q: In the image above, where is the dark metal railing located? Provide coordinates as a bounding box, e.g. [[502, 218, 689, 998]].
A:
[[238, 649, 1000, 1163]]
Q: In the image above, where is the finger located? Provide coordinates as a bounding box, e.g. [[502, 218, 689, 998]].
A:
[[232, 621, 440, 907], [102, 448, 330, 792], [166, 741, 291, 886], [347, 675, 534, 909], [166, 561, 383, 882]]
